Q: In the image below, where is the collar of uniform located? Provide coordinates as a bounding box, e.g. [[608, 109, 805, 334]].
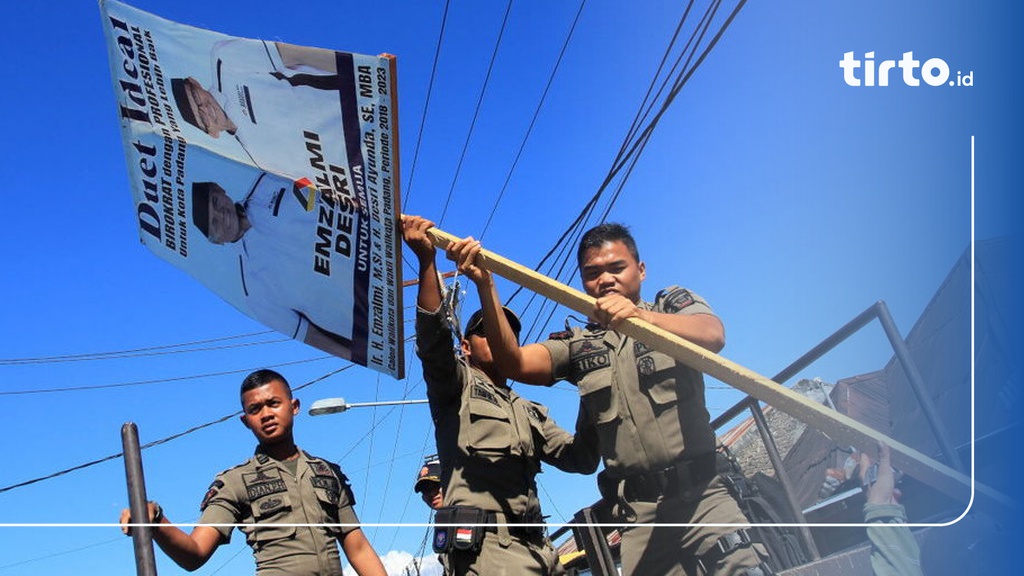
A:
[[467, 363, 510, 393], [253, 446, 308, 473], [583, 322, 626, 353]]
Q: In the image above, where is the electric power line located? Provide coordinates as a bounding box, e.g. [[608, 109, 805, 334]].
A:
[[0, 356, 332, 396], [402, 0, 451, 211], [0, 331, 276, 366], [0, 366, 352, 495], [436, 0, 514, 227], [477, 0, 588, 241]]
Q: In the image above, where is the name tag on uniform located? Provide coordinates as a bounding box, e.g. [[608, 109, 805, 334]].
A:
[[244, 470, 287, 500]]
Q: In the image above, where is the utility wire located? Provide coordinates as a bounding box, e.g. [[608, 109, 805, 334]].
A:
[[0, 331, 276, 365], [477, 0, 588, 241], [436, 0, 514, 226], [0, 356, 332, 396], [0, 537, 121, 572], [0, 337, 292, 366], [402, 0, 451, 210], [0, 366, 352, 495], [508, 0, 748, 315]]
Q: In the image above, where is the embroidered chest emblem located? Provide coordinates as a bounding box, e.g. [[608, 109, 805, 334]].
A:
[[637, 355, 657, 376], [471, 383, 500, 407], [634, 340, 652, 356], [571, 338, 611, 378], [308, 460, 332, 476], [243, 470, 287, 501]]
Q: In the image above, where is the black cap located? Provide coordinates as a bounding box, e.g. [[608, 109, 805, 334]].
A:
[[414, 458, 441, 493], [464, 306, 521, 338]]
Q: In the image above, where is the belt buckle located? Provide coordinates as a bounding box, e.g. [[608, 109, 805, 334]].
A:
[[669, 460, 698, 500]]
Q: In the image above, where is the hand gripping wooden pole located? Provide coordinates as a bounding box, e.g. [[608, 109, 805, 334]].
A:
[[425, 224, 1006, 510]]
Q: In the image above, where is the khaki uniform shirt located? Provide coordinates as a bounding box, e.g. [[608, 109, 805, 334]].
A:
[[540, 286, 717, 479], [416, 307, 599, 518], [198, 447, 360, 576]]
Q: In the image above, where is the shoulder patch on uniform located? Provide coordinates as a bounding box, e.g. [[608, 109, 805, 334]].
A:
[[659, 286, 695, 314], [548, 330, 572, 340], [200, 479, 225, 511]]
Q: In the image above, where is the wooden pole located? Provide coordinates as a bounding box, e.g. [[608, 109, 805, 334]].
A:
[[424, 225, 1004, 509]]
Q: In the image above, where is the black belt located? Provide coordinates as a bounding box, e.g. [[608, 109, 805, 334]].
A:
[[620, 452, 717, 502], [482, 511, 545, 539]]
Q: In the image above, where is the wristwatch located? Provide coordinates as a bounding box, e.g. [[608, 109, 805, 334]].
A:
[[148, 501, 164, 523]]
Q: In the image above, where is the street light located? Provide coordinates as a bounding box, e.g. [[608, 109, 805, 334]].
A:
[[308, 397, 429, 416]]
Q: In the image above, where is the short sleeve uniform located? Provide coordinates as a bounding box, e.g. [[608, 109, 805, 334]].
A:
[[198, 448, 359, 576], [540, 286, 716, 478], [540, 286, 767, 576]]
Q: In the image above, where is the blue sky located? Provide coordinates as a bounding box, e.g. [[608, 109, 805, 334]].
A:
[[1, 1, 1020, 574]]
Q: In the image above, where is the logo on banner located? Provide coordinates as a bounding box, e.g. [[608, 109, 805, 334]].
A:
[[839, 52, 973, 87], [292, 177, 318, 211]]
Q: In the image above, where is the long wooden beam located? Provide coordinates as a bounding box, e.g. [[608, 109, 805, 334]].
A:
[[425, 225, 1005, 509]]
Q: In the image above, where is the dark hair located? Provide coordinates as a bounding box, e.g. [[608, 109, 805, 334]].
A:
[[191, 181, 226, 237], [241, 369, 292, 397], [171, 77, 200, 130], [576, 222, 640, 265]]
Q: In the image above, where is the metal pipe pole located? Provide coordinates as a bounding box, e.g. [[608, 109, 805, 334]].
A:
[[748, 403, 820, 561], [874, 301, 965, 473], [122, 422, 158, 576]]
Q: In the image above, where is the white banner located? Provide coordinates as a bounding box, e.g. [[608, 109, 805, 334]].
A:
[[100, 0, 404, 378]]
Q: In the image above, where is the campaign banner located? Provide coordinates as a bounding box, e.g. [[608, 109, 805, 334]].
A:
[[99, 0, 405, 378]]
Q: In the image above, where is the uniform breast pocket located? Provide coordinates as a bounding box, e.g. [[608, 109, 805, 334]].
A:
[[312, 485, 344, 536], [466, 397, 512, 453], [245, 493, 295, 548], [579, 374, 620, 426], [637, 353, 689, 407]]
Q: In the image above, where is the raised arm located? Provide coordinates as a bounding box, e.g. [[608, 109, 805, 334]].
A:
[[447, 237, 556, 385], [119, 502, 223, 572], [403, 216, 463, 404], [401, 215, 442, 313]]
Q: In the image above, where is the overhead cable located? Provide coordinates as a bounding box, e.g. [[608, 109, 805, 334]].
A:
[[477, 0, 588, 241], [402, 0, 452, 210], [436, 0, 514, 226], [0, 366, 352, 495], [0, 331, 276, 366]]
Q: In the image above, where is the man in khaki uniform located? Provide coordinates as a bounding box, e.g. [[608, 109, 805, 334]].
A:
[[403, 215, 599, 576], [449, 222, 773, 576], [120, 369, 386, 576]]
